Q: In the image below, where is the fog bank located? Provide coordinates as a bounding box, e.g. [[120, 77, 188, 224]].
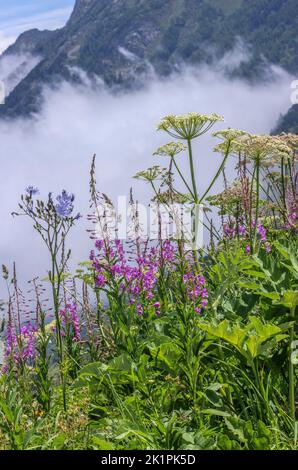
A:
[[0, 61, 294, 296]]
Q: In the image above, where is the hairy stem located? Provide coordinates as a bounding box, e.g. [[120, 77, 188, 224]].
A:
[[289, 305, 296, 424]]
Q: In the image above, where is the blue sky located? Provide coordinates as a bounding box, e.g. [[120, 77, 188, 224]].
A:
[[0, 0, 75, 52]]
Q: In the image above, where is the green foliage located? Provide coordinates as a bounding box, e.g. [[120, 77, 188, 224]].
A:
[[198, 317, 288, 363], [1, 114, 297, 450]]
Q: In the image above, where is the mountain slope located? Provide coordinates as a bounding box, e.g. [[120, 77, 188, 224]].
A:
[[0, 0, 298, 126], [275, 104, 298, 134]]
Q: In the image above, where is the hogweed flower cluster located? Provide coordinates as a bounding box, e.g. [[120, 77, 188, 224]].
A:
[[153, 142, 187, 158], [278, 133, 298, 159], [208, 178, 256, 217], [134, 166, 167, 183], [213, 128, 249, 155], [225, 134, 293, 165], [157, 113, 223, 140]]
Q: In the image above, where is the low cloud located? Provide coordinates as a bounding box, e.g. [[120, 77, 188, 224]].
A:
[[0, 57, 294, 296], [0, 33, 17, 55], [0, 53, 41, 95]]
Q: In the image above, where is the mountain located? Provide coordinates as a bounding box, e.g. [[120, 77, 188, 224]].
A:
[[0, 0, 298, 131], [275, 104, 298, 134]]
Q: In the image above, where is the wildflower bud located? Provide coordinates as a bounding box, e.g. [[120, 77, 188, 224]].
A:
[[2, 265, 9, 280]]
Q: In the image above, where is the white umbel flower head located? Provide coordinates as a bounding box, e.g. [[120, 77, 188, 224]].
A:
[[213, 128, 250, 155], [153, 142, 187, 158], [157, 112, 224, 140], [133, 166, 167, 183]]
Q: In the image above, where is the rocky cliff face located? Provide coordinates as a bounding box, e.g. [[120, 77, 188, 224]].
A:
[[3, 29, 57, 57], [0, 0, 298, 130]]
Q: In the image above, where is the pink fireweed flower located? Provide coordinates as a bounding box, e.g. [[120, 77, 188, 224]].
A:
[[59, 303, 81, 341], [287, 210, 298, 230], [285, 187, 298, 231], [257, 224, 267, 242], [20, 325, 37, 359], [95, 239, 104, 251], [91, 239, 179, 317], [136, 304, 143, 316], [223, 224, 236, 238], [5, 324, 17, 358], [154, 301, 161, 316], [3, 322, 38, 371], [183, 272, 209, 313], [95, 273, 106, 288], [161, 240, 175, 262], [223, 222, 246, 239], [91, 239, 175, 315], [238, 224, 246, 236]]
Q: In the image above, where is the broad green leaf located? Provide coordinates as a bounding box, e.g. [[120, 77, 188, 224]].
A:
[[199, 318, 288, 362], [276, 291, 298, 310], [148, 341, 181, 371], [91, 436, 115, 450]]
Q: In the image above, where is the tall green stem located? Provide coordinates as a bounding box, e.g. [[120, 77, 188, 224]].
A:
[[255, 155, 260, 224], [187, 138, 198, 203], [199, 141, 231, 204], [289, 306, 296, 423], [281, 157, 286, 212], [49, 228, 67, 413], [251, 154, 260, 253], [187, 138, 200, 267], [249, 164, 257, 253]]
